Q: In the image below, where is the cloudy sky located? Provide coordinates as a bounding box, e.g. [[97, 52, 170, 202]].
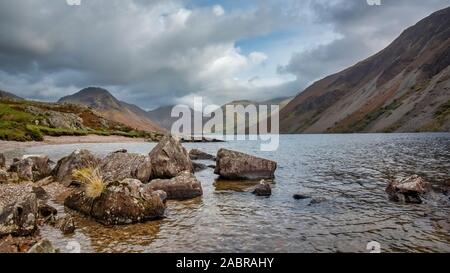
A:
[[0, 0, 448, 109]]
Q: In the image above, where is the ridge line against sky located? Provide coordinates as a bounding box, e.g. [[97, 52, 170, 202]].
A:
[[0, 0, 448, 110]]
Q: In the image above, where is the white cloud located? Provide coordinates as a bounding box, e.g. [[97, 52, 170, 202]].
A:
[[249, 52, 268, 65], [213, 5, 225, 17]]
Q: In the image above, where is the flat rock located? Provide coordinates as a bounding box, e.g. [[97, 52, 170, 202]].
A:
[[214, 149, 277, 180], [189, 149, 216, 161], [146, 171, 203, 200]]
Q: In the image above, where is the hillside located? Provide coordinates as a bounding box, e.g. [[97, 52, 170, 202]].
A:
[[0, 95, 164, 142], [58, 87, 165, 133], [280, 7, 450, 133]]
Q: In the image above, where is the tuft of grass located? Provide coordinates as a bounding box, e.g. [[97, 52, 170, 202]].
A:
[[72, 167, 105, 199]]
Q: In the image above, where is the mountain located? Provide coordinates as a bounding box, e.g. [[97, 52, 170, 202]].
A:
[[280, 7, 450, 133], [0, 90, 23, 100], [0, 92, 164, 142], [58, 87, 165, 133], [147, 97, 293, 132]]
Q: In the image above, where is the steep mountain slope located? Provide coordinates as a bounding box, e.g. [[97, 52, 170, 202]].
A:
[[58, 87, 165, 133], [0, 90, 23, 100], [280, 7, 450, 133]]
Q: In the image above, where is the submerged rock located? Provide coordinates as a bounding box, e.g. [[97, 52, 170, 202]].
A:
[[100, 152, 152, 183], [189, 149, 216, 161], [252, 181, 272, 197], [147, 171, 203, 200], [38, 203, 57, 218], [193, 162, 208, 173], [57, 216, 76, 235], [27, 239, 58, 253], [308, 197, 327, 206], [52, 149, 100, 186], [214, 149, 277, 180], [149, 136, 193, 179], [386, 175, 431, 204], [64, 178, 166, 225], [0, 194, 39, 237], [293, 193, 311, 200]]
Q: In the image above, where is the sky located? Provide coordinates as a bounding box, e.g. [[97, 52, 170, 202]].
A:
[[0, 0, 448, 110]]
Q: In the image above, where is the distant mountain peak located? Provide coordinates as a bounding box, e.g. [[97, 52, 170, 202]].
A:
[[58, 87, 165, 133]]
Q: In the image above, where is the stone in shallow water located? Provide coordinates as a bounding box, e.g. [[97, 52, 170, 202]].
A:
[[0, 193, 39, 237], [27, 239, 58, 253], [214, 149, 277, 180], [149, 135, 193, 179], [100, 152, 152, 183], [64, 178, 166, 225], [252, 181, 272, 197], [146, 171, 203, 200], [386, 175, 431, 204], [189, 149, 216, 161], [0, 153, 5, 168], [57, 216, 76, 235], [52, 149, 100, 186]]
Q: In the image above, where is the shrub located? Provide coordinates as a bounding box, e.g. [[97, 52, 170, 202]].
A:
[[72, 167, 105, 199]]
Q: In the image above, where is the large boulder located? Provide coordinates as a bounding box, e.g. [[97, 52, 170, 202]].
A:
[[149, 136, 193, 179], [0, 153, 5, 168], [189, 149, 216, 161], [100, 151, 152, 183], [214, 149, 277, 180], [386, 175, 431, 204], [64, 178, 166, 225], [0, 194, 39, 237], [52, 149, 100, 186], [8, 155, 53, 181], [146, 171, 203, 200]]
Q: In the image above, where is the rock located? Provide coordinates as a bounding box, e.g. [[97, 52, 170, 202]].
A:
[[146, 171, 203, 200], [149, 135, 193, 179], [0, 235, 40, 253], [0, 170, 7, 184], [308, 197, 327, 206], [100, 152, 152, 183], [27, 239, 58, 253], [386, 175, 431, 204], [0, 153, 5, 168], [52, 149, 100, 186], [189, 149, 216, 161], [193, 162, 208, 173], [113, 149, 128, 154], [8, 155, 52, 182], [32, 186, 49, 200], [252, 181, 272, 197], [25, 106, 85, 131], [0, 194, 39, 237], [57, 216, 76, 235], [293, 193, 311, 200], [64, 178, 166, 225], [214, 149, 277, 180], [38, 203, 58, 218]]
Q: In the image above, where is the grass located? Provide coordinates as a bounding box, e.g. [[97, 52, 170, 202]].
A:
[[72, 167, 105, 199], [0, 99, 164, 142]]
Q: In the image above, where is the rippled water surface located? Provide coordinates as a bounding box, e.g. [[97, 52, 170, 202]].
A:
[[17, 134, 450, 253]]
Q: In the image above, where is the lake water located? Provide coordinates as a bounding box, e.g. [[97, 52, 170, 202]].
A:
[[14, 133, 450, 253]]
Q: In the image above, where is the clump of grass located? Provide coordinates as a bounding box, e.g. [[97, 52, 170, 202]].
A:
[[72, 167, 105, 199]]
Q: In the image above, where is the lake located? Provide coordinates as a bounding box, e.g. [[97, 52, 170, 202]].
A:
[[11, 133, 450, 253]]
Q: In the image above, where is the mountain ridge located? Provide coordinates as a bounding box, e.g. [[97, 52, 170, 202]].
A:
[[280, 7, 450, 133]]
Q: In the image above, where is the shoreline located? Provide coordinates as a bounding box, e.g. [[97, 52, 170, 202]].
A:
[[0, 135, 148, 152]]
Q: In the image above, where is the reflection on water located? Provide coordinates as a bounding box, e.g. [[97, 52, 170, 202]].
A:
[[17, 133, 450, 253]]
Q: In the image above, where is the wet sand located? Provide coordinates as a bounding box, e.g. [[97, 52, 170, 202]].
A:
[[0, 135, 147, 152]]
